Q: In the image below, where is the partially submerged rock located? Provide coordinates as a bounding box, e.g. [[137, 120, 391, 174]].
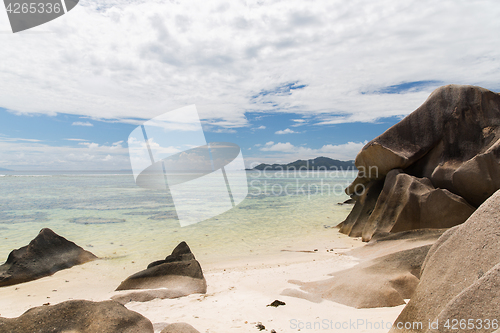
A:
[[390, 190, 500, 332], [113, 242, 206, 304], [0, 228, 97, 287], [70, 217, 126, 224], [341, 85, 500, 240], [0, 300, 154, 333]]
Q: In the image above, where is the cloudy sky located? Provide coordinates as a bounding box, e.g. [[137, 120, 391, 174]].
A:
[[1, 0, 499, 170]]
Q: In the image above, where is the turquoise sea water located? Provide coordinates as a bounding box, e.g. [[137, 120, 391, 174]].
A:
[[0, 170, 357, 266]]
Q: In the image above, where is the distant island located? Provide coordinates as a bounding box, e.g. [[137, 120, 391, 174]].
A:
[[251, 156, 356, 171], [0, 167, 11, 171]]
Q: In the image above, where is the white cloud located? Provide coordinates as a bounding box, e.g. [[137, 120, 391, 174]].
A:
[[0, 0, 498, 128], [259, 141, 367, 161], [0, 136, 42, 142], [261, 142, 296, 151], [0, 137, 130, 170], [250, 125, 266, 132], [78, 142, 99, 149], [65, 138, 89, 141], [211, 128, 237, 134], [291, 119, 307, 127], [275, 128, 297, 134], [72, 121, 94, 127], [145, 138, 181, 156]]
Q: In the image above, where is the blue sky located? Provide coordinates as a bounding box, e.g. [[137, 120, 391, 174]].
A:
[[0, 106, 405, 169], [1, 0, 500, 170]]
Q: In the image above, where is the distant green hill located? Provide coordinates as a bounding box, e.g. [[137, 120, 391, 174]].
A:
[[253, 156, 356, 171], [0, 167, 11, 171]]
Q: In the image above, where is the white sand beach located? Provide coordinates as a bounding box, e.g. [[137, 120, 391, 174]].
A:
[[0, 231, 404, 333]]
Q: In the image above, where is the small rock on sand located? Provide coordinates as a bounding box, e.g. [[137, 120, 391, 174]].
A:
[[267, 300, 286, 307], [160, 322, 200, 333]]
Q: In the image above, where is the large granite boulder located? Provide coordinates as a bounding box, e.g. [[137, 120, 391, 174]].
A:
[[341, 85, 500, 240], [0, 228, 97, 287], [390, 190, 500, 333], [147, 241, 195, 268], [0, 300, 154, 333], [342, 169, 475, 241], [282, 230, 445, 309], [113, 242, 206, 304], [348, 228, 445, 260], [284, 244, 431, 308], [338, 179, 385, 238]]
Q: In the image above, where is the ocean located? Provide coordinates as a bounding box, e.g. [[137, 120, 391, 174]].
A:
[[0, 170, 357, 266]]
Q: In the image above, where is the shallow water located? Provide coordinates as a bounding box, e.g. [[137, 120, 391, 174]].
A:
[[0, 170, 356, 266]]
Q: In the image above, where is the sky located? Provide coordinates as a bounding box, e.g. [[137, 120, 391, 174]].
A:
[[1, 0, 500, 170]]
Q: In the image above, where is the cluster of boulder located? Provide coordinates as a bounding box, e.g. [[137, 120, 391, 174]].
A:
[[340, 85, 500, 241], [390, 191, 500, 332], [331, 85, 500, 331], [2, 85, 499, 332], [285, 85, 500, 315], [0, 229, 204, 333]]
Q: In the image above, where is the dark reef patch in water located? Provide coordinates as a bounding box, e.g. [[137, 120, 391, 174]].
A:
[[69, 217, 126, 225], [147, 211, 178, 220], [123, 211, 163, 216], [0, 211, 48, 224]]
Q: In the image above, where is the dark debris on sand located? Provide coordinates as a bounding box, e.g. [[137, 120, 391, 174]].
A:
[[267, 300, 286, 307]]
